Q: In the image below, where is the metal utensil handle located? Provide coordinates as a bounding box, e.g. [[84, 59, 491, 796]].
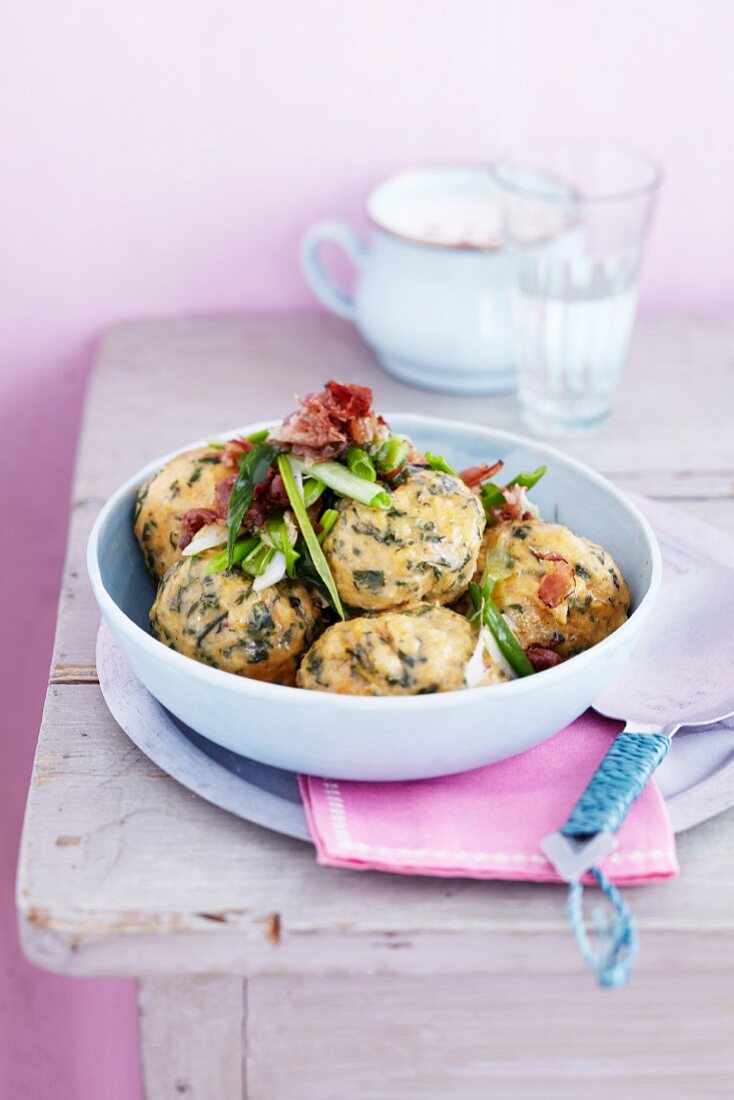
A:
[[562, 732, 671, 840]]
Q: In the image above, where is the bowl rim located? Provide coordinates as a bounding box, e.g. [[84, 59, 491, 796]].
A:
[[87, 413, 662, 711]]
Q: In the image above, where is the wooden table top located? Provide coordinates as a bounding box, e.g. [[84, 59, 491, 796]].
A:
[[16, 315, 734, 979]]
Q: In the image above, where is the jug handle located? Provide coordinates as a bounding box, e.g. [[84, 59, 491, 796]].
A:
[[300, 221, 364, 321]]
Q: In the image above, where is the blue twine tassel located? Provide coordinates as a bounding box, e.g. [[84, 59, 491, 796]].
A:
[[556, 733, 670, 986], [568, 866, 638, 987]]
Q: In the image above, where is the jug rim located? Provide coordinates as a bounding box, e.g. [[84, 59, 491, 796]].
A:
[[365, 163, 504, 253]]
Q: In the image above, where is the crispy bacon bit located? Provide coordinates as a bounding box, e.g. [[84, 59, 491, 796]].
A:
[[324, 379, 373, 420], [307, 501, 322, 534], [214, 473, 236, 516], [538, 561, 576, 608], [179, 508, 219, 550], [220, 437, 253, 468], [531, 548, 567, 563], [268, 380, 381, 459], [181, 466, 288, 545], [492, 484, 537, 523], [269, 472, 287, 501], [459, 461, 504, 490], [349, 414, 379, 445], [525, 645, 564, 671], [244, 468, 289, 530]]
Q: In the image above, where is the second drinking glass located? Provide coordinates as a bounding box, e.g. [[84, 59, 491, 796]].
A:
[[493, 142, 662, 436]]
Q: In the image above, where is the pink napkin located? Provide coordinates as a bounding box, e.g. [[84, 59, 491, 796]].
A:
[[299, 711, 679, 885]]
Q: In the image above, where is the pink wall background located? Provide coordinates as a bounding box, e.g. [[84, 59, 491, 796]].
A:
[[2, 2, 733, 1095]]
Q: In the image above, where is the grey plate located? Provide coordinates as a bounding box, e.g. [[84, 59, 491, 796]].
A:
[[97, 622, 310, 842], [97, 622, 734, 842]]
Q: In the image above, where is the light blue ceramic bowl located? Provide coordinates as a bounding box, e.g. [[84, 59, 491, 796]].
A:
[[87, 414, 661, 781]]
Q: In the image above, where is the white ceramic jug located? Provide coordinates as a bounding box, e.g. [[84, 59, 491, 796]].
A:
[[301, 166, 516, 395]]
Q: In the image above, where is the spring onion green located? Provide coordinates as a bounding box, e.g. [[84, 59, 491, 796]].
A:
[[425, 452, 457, 476], [253, 549, 287, 592], [302, 477, 326, 508], [317, 508, 339, 545], [468, 577, 534, 678], [289, 456, 391, 510], [506, 465, 547, 490], [206, 536, 259, 574], [346, 444, 377, 482], [265, 513, 300, 578], [374, 434, 411, 475], [278, 454, 346, 619], [480, 482, 506, 515], [239, 541, 273, 577], [226, 441, 280, 567]]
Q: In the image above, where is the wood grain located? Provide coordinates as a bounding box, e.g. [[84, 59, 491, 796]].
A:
[[138, 975, 245, 1098], [247, 972, 734, 1100], [49, 665, 98, 684]]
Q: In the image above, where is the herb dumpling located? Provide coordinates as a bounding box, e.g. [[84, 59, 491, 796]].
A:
[[150, 553, 323, 685], [322, 467, 485, 611], [477, 520, 630, 660], [297, 605, 507, 695], [134, 447, 226, 581]]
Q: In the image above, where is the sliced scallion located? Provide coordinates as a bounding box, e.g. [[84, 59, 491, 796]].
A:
[[278, 454, 346, 619], [265, 513, 300, 579], [289, 455, 391, 510], [226, 441, 280, 567], [468, 578, 534, 677], [253, 549, 287, 592], [241, 542, 275, 577], [506, 465, 547, 490], [181, 522, 228, 557], [302, 477, 326, 508], [425, 452, 457, 476], [346, 444, 377, 482], [374, 434, 411, 475], [480, 482, 506, 511], [317, 508, 339, 545], [206, 536, 259, 574]]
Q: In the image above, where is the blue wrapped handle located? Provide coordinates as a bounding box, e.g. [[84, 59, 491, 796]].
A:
[[561, 732, 671, 840], [557, 732, 671, 987]]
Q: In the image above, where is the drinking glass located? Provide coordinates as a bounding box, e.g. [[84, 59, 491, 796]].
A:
[[493, 142, 661, 436]]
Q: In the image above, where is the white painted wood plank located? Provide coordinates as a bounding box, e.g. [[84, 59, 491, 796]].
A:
[[16, 684, 734, 975], [52, 498, 105, 673], [138, 975, 244, 1098], [247, 972, 734, 1100]]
